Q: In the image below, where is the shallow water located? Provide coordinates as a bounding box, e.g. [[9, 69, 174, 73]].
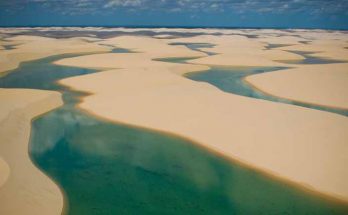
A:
[[2, 44, 18, 50], [166, 43, 348, 116], [265, 43, 292, 49], [1, 54, 348, 214], [112, 47, 136, 53], [186, 67, 348, 116], [170, 42, 216, 55], [278, 50, 347, 64]]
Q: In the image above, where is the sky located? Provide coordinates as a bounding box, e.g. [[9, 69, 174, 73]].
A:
[[0, 0, 348, 29]]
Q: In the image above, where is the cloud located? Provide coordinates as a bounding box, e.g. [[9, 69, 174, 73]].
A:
[[104, 0, 145, 8], [1, 0, 348, 16]]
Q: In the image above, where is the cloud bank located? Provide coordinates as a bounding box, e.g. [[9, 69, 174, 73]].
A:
[[1, 0, 348, 15]]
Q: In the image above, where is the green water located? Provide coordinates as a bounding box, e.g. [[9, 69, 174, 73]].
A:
[[163, 43, 348, 116], [278, 50, 347, 64], [112, 47, 136, 53], [170, 42, 216, 55], [1, 55, 348, 214], [186, 67, 348, 117], [265, 44, 292, 49], [3, 44, 18, 50]]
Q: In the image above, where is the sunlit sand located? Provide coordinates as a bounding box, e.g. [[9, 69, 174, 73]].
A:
[[0, 28, 348, 214]]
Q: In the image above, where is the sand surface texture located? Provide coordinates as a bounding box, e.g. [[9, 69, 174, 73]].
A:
[[0, 89, 63, 215], [0, 35, 111, 75], [246, 63, 348, 109], [56, 35, 348, 202]]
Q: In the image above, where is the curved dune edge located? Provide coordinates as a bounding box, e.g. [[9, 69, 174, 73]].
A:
[[276, 39, 348, 61], [0, 89, 64, 215], [0, 156, 10, 187], [245, 63, 348, 110], [54, 35, 348, 203], [167, 35, 304, 67], [59, 68, 348, 203], [0, 35, 111, 75]]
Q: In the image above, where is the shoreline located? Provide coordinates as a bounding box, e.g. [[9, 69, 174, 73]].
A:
[[0, 35, 112, 75], [55, 34, 348, 203], [0, 89, 64, 215], [73, 95, 348, 205], [57, 75, 348, 205], [1, 31, 348, 212], [244, 77, 348, 112], [28, 106, 72, 215], [245, 64, 348, 110]]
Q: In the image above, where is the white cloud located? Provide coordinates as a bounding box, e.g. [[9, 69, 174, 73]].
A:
[[104, 0, 144, 8]]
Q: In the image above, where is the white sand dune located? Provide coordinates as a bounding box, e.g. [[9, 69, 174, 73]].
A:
[[0, 35, 111, 75], [0, 89, 63, 215], [59, 66, 348, 202], [167, 35, 304, 67], [54, 52, 209, 74], [56, 35, 348, 202], [95, 35, 207, 59], [277, 39, 348, 61], [246, 63, 348, 109], [0, 30, 348, 213]]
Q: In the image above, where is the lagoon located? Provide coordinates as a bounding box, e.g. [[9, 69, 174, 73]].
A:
[[0, 54, 347, 214]]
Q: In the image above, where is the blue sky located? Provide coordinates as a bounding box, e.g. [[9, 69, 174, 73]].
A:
[[0, 0, 348, 29]]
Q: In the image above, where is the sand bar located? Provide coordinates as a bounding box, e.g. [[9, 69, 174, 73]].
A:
[[0, 88, 63, 215], [246, 63, 348, 110]]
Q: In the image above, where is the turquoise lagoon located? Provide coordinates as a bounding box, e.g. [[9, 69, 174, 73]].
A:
[[0, 54, 347, 214], [185, 66, 348, 117], [163, 43, 348, 116]]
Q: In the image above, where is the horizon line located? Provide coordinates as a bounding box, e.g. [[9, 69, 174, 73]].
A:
[[0, 25, 347, 31]]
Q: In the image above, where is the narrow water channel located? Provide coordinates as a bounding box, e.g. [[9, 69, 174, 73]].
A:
[[1, 53, 347, 214], [166, 43, 348, 117]]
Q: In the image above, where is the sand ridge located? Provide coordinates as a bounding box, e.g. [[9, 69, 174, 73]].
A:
[[0, 88, 64, 215], [246, 63, 348, 109], [0, 30, 347, 213], [0, 35, 112, 75], [166, 35, 305, 67], [56, 34, 348, 202]]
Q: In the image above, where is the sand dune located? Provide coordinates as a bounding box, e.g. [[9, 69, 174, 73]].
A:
[[55, 52, 209, 74], [60, 66, 348, 202], [0, 89, 63, 215], [1, 30, 347, 213], [246, 63, 348, 109], [168, 35, 304, 67], [277, 39, 348, 61], [56, 35, 348, 202], [96, 35, 207, 59], [0, 35, 111, 75]]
